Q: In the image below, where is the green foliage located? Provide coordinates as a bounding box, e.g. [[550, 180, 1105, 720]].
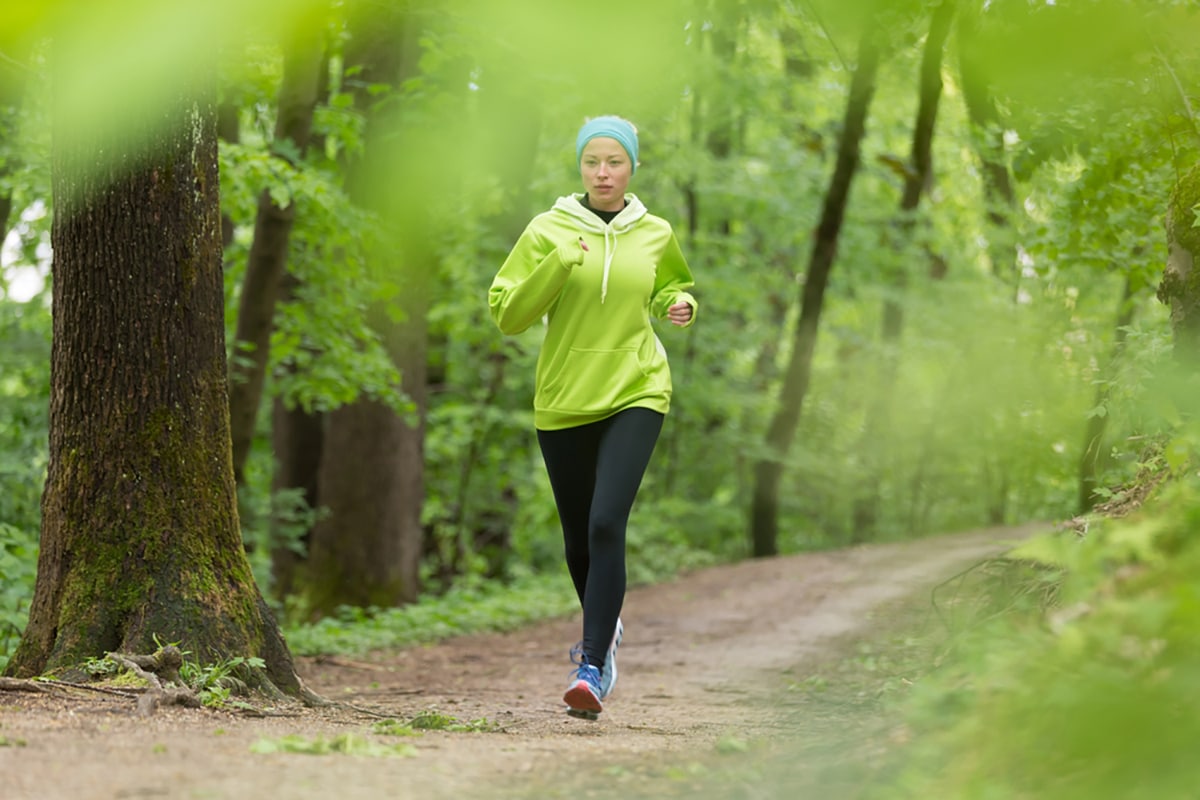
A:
[[180, 655, 266, 708], [0, 293, 49, 673], [219, 140, 408, 417], [866, 465, 1200, 798], [3, 0, 1198, 684]]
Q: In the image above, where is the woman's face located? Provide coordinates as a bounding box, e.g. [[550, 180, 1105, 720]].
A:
[[579, 137, 632, 211]]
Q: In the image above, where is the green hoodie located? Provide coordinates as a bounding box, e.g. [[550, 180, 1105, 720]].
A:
[[489, 193, 697, 430]]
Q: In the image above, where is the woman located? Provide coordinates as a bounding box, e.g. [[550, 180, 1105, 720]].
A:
[[489, 115, 697, 719]]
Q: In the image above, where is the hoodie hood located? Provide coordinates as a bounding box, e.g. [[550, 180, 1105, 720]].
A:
[[552, 193, 648, 302]]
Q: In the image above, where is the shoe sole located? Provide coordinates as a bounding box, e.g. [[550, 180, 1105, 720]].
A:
[[563, 681, 603, 716], [566, 708, 599, 721]]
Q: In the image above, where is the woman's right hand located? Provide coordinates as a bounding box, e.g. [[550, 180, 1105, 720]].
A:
[[560, 237, 588, 268]]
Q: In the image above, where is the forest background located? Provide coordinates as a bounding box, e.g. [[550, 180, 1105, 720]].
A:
[[2, 1, 1200, 796]]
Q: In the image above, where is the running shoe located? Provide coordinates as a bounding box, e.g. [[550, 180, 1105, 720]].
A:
[[599, 618, 623, 699], [563, 650, 603, 718]]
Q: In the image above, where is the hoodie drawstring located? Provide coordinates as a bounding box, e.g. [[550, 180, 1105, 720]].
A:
[[600, 227, 617, 303]]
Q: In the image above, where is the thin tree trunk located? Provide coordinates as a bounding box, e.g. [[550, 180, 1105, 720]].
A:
[[0, 37, 29, 241], [268, 11, 338, 598], [851, 0, 956, 542], [228, 22, 324, 485], [268, 268, 325, 598], [7, 51, 298, 692], [1078, 273, 1136, 513], [662, 3, 739, 494], [958, 6, 1018, 288], [749, 20, 883, 557]]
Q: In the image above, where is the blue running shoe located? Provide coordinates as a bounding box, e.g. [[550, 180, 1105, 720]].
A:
[[599, 618, 623, 700], [564, 650, 603, 719]]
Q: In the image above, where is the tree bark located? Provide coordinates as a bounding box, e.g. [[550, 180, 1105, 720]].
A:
[[6, 55, 299, 692], [303, 1, 427, 614], [851, 0, 956, 541], [749, 20, 883, 557], [227, 23, 324, 486]]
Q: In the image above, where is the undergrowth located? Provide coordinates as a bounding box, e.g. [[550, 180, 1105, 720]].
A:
[[282, 571, 580, 657], [861, 446, 1200, 799]]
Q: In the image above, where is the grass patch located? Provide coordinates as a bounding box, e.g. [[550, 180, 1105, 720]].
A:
[[371, 709, 503, 736], [250, 732, 417, 758]]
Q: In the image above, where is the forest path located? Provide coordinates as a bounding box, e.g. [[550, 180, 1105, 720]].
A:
[[0, 524, 1039, 799]]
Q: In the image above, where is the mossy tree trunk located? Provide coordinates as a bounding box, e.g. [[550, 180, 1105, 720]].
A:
[[1160, 163, 1200, 368], [4, 58, 300, 691], [749, 16, 882, 557]]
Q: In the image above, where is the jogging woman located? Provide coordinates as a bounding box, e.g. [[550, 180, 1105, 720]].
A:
[[488, 115, 697, 719]]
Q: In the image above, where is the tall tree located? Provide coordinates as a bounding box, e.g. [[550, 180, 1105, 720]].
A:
[[749, 13, 883, 557], [303, 1, 429, 613], [6, 37, 300, 691], [852, 0, 956, 540]]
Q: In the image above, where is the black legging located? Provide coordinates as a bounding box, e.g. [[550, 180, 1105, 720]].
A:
[[537, 407, 664, 669]]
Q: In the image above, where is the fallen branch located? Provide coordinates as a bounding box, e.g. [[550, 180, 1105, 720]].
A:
[[0, 677, 56, 694], [32, 679, 140, 699]]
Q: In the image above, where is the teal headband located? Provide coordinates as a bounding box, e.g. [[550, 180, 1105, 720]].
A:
[[576, 116, 638, 174]]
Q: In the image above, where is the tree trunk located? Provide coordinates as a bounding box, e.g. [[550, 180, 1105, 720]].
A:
[[6, 58, 299, 692], [749, 20, 883, 557], [851, 0, 956, 542], [1159, 163, 1200, 369], [958, 6, 1018, 288], [0, 36, 29, 241], [228, 23, 324, 486], [424, 74, 542, 585], [303, 2, 427, 614], [1078, 273, 1136, 513], [663, 6, 739, 494], [268, 274, 325, 598]]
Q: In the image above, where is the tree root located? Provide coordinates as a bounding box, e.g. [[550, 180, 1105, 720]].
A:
[[107, 647, 201, 717]]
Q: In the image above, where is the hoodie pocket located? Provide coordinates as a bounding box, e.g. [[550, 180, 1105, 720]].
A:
[[539, 347, 650, 413]]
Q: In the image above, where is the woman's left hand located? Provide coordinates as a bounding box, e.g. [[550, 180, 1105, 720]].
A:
[[667, 301, 693, 326]]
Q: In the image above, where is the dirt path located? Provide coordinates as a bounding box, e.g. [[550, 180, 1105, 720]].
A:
[[0, 525, 1037, 799]]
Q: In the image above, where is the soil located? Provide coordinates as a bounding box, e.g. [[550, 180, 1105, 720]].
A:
[[0, 524, 1040, 800]]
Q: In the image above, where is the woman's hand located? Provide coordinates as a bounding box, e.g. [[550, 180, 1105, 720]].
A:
[[667, 301, 693, 326]]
